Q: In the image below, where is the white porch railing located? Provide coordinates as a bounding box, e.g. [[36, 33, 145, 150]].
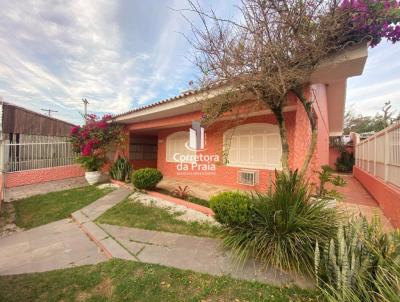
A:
[[3, 141, 77, 172], [355, 123, 400, 188]]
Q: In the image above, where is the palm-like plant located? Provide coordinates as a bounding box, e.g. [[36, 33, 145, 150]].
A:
[[222, 170, 339, 275]]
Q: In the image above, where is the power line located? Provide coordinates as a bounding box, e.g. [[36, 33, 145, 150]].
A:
[[40, 108, 58, 117]]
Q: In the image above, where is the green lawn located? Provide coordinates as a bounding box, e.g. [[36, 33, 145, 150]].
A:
[[14, 186, 113, 229], [0, 259, 320, 302], [97, 198, 219, 238]]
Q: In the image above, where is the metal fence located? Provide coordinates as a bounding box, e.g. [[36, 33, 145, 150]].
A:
[[355, 123, 400, 188], [3, 141, 77, 172]]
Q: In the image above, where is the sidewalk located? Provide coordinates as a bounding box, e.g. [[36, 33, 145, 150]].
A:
[[0, 219, 106, 275], [73, 188, 312, 288]]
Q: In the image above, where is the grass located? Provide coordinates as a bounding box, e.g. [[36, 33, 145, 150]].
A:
[[0, 259, 321, 302], [97, 198, 219, 238], [13, 186, 113, 229]]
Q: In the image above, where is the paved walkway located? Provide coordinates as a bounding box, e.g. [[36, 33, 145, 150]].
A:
[[0, 219, 106, 275], [5, 177, 88, 202], [334, 174, 393, 231]]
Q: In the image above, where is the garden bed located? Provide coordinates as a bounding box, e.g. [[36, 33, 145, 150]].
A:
[[96, 195, 219, 238]]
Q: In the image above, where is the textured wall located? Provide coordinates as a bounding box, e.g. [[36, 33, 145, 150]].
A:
[[127, 85, 330, 191], [5, 165, 85, 188], [156, 113, 297, 192], [354, 166, 400, 228]]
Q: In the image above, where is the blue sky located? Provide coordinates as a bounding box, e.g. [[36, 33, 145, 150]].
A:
[[0, 1, 398, 125]]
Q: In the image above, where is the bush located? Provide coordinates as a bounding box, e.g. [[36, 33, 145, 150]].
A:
[[335, 150, 355, 173], [315, 216, 400, 302], [110, 157, 132, 181], [210, 192, 253, 226], [220, 170, 338, 275], [131, 168, 163, 190]]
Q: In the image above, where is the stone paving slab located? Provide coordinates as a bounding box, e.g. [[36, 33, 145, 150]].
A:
[[99, 223, 312, 288], [0, 219, 106, 275], [80, 188, 131, 220]]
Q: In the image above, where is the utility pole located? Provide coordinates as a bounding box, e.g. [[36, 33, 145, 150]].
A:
[[41, 108, 58, 117], [82, 98, 89, 123]]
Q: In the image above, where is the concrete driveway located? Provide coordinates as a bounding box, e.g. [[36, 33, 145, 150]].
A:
[[0, 218, 106, 275]]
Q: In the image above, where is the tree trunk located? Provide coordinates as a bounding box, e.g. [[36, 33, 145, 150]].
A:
[[293, 88, 318, 177], [270, 105, 290, 174]]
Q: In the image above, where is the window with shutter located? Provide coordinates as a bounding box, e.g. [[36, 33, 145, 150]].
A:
[[166, 131, 195, 162], [223, 123, 282, 169]]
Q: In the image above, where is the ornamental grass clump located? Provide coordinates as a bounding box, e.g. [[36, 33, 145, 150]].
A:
[[110, 156, 132, 182], [315, 216, 400, 302], [219, 170, 338, 275]]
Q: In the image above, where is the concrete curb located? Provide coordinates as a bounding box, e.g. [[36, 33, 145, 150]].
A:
[[71, 210, 135, 260]]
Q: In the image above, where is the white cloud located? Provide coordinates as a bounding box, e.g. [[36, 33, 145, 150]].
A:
[[0, 0, 191, 124]]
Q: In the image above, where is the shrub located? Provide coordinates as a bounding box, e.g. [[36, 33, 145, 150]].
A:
[[209, 191, 253, 226], [335, 150, 355, 173], [110, 157, 132, 181], [220, 170, 338, 275], [315, 165, 346, 200], [131, 168, 163, 190], [315, 216, 400, 302]]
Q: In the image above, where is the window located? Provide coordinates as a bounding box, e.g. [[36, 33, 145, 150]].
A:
[[166, 131, 195, 162], [223, 123, 282, 169]]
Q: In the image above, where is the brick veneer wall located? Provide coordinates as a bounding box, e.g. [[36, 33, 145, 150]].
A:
[[4, 165, 85, 188], [126, 84, 330, 192]]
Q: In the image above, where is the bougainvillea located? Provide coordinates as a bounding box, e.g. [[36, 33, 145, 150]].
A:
[[340, 0, 400, 47], [69, 114, 125, 170]]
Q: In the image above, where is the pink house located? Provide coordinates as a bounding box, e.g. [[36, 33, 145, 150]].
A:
[[113, 44, 368, 191]]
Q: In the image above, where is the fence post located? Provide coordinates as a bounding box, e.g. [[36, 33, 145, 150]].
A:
[[384, 129, 389, 182]]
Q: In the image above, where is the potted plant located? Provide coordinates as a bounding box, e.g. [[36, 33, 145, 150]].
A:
[[70, 114, 124, 185], [77, 154, 105, 185]]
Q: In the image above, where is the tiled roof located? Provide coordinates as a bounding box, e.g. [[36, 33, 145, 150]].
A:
[[113, 89, 200, 119]]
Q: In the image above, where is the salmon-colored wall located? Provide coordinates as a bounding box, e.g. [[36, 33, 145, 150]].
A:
[[127, 84, 330, 191], [312, 84, 330, 168], [156, 112, 297, 192], [353, 166, 400, 228], [5, 165, 85, 188]]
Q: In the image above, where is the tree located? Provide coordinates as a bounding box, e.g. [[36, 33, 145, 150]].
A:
[[344, 101, 399, 134], [184, 0, 400, 175]]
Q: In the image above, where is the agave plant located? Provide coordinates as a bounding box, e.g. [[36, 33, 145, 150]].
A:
[[109, 156, 132, 182], [171, 185, 192, 199]]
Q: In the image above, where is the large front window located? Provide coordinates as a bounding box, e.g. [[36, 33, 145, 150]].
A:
[[166, 131, 195, 162], [223, 123, 282, 169]]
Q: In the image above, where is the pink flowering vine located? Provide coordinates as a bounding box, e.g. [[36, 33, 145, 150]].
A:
[[69, 114, 124, 158], [340, 0, 400, 47]]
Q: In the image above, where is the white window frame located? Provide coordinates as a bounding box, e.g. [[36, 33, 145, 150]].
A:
[[223, 123, 282, 170], [166, 131, 196, 163]]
